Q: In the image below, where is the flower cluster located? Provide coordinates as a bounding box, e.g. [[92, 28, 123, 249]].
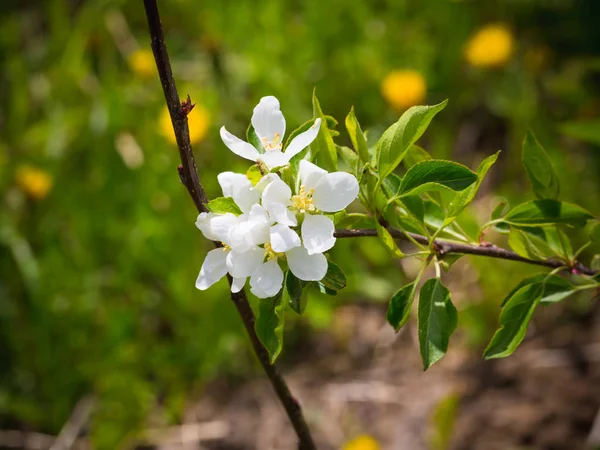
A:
[[195, 96, 359, 298]]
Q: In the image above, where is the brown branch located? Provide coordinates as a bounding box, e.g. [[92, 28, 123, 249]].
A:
[[143, 2, 316, 449], [334, 228, 598, 276]]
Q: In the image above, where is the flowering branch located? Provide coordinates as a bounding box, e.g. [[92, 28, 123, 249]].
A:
[[334, 228, 598, 276], [143, 1, 316, 448]]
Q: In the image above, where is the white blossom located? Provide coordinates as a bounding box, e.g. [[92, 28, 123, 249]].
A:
[[261, 160, 359, 255], [220, 96, 322, 170]]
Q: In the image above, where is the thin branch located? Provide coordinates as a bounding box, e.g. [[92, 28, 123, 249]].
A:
[[50, 396, 95, 450], [334, 228, 598, 276], [143, 2, 316, 449]]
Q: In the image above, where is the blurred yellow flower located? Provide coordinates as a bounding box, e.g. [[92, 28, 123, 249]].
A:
[[160, 104, 210, 145], [465, 25, 514, 68], [128, 49, 156, 79], [342, 435, 380, 450], [381, 70, 427, 110], [15, 165, 53, 200]]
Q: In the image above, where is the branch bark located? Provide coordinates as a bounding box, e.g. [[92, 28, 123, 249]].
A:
[[143, 2, 316, 449], [334, 228, 598, 276]]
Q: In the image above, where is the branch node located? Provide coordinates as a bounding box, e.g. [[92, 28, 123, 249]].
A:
[[177, 164, 185, 184], [181, 94, 196, 115]]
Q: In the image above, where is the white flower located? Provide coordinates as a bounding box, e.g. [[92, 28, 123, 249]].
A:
[[261, 160, 359, 255], [220, 96, 322, 170]]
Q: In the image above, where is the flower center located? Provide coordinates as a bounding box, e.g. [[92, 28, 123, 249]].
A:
[[264, 243, 284, 261], [261, 133, 283, 152], [290, 185, 316, 213]]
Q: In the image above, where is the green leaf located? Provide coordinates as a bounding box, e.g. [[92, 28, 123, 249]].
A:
[[401, 195, 425, 223], [311, 89, 337, 171], [502, 200, 593, 228], [395, 160, 477, 198], [284, 271, 307, 314], [387, 282, 417, 332], [255, 294, 287, 363], [500, 274, 577, 307], [345, 106, 370, 164], [320, 261, 347, 291], [522, 131, 560, 200], [491, 200, 508, 221], [246, 123, 263, 153], [376, 100, 448, 180], [336, 213, 376, 229], [590, 223, 600, 246], [418, 278, 458, 370], [246, 164, 262, 186], [382, 173, 402, 199], [403, 145, 432, 169], [336, 145, 359, 174], [314, 281, 338, 296], [508, 227, 554, 260], [560, 119, 600, 146], [376, 221, 404, 257], [445, 151, 500, 223], [484, 283, 543, 359], [206, 197, 242, 215]]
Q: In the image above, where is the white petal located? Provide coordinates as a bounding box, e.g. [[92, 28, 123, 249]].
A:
[[286, 247, 328, 281], [231, 277, 246, 293], [270, 224, 301, 252], [301, 214, 336, 254], [268, 203, 297, 227], [196, 248, 228, 290], [250, 259, 284, 298], [195, 212, 218, 240], [253, 173, 280, 194], [220, 126, 260, 161], [259, 150, 289, 169], [210, 213, 239, 244], [313, 172, 359, 212], [217, 172, 250, 197], [251, 96, 286, 146], [262, 178, 292, 208], [226, 246, 265, 278], [217, 172, 259, 213], [248, 204, 272, 225], [284, 118, 322, 160], [298, 159, 327, 191], [228, 220, 256, 252]]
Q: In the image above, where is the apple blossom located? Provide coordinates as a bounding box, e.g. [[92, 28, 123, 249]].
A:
[[220, 96, 322, 170]]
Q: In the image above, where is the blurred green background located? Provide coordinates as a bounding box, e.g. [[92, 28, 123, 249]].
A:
[[1, 0, 599, 448]]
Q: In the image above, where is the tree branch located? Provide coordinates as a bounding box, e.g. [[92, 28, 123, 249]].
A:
[[143, 2, 316, 448], [334, 228, 598, 276]]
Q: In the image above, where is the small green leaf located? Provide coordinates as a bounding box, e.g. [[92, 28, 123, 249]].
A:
[[418, 278, 458, 370], [311, 89, 337, 171], [502, 200, 593, 228], [246, 123, 263, 152], [320, 261, 347, 291], [336, 213, 376, 229], [206, 197, 242, 215], [491, 200, 508, 221], [246, 164, 262, 186], [560, 119, 600, 146], [484, 283, 543, 359], [382, 173, 402, 199], [284, 271, 307, 314], [403, 145, 432, 169], [345, 106, 370, 164], [387, 281, 417, 332], [522, 131, 560, 200], [376, 100, 448, 180], [255, 294, 287, 363], [500, 274, 577, 307], [401, 195, 425, 223], [376, 222, 404, 257], [337, 145, 359, 174], [590, 223, 600, 246], [397, 160, 477, 198], [314, 281, 338, 296], [508, 227, 553, 260], [445, 151, 500, 223]]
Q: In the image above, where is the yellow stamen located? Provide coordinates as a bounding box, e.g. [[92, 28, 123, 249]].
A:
[[222, 244, 231, 251], [264, 243, 284, 261], [290, 185, 316, 213], [261, 133, 283, 152]]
